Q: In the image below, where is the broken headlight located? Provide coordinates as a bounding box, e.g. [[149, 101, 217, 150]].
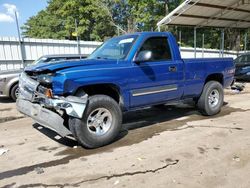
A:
[[37, 74, 54, 84]]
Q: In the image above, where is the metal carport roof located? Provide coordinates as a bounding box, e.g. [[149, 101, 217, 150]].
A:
[[157, 0, 250, 29]]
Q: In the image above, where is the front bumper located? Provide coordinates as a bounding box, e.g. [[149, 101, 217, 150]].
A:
[[17, 98, 72, 137], [16, 72, 88, 137]]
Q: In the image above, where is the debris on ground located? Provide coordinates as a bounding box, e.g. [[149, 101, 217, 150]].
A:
[[137, 157, 146, 161], [231, 83, 245, 92], [231, 89, 241, 94], [54, 135, 61, 140], [34, 167, 44, 174], [176, 116, 189, 121], [113, 180, 120, 185], [0, 148, 9, 156], [233, 156, 240, 162]]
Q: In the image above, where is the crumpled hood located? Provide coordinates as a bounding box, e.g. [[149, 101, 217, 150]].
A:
[[24, 59, 118, 74]]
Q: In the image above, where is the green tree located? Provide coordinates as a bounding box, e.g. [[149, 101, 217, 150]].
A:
[[22, 0, 116, 41], [103, 0, 182, 33], [22, 0, 183, 40]]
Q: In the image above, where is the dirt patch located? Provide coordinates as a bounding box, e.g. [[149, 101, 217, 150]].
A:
[[0, 116, 25, 124], [37, 146, 59, 152], [0, 108, 12, 112]]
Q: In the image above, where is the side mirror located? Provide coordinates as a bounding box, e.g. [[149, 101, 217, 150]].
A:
[[134, 50, 152, 63]]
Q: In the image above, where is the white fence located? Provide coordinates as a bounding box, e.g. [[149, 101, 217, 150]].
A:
[[0, 36, 247, 71], [0, 37, 101, 71], [180, 47, 243, 59]]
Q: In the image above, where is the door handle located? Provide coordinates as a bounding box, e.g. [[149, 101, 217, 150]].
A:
[[169, 66, 177, 72]]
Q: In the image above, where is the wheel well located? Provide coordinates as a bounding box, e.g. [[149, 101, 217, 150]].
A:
[[205, 74, 224, 86], [76, 84, 121, 104], [9, 82, 18, 96]]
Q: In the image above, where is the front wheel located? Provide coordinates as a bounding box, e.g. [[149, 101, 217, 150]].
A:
[[10, 84, 19, 101], [69, 95, 122, 148], [197, 81, 224, 116]]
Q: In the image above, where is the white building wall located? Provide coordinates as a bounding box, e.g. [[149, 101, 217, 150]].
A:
[[0, 37, 101, 71], [0, 37, 248, 71]]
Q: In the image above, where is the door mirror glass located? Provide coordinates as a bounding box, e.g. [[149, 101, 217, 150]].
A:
[[134, 50, 152, 63]]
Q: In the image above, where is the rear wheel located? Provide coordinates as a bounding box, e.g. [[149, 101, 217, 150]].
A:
[[197, 81, 224, 116], [69, 95, 122, 148], [10, 83, 19, 101]]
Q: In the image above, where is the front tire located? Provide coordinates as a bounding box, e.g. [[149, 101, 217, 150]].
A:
[[69, 95, 122, 148], [10, 84, 19, 101], [197, 81, 224, 116]]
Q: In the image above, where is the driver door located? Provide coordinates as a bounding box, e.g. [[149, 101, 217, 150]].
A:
[[129, 36, 183, 107]]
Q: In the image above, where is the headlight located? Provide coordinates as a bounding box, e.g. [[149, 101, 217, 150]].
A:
[[37, 74, 53, 84], [38, 85, 53, 98]]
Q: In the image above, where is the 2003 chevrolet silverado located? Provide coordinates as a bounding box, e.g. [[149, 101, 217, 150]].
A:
[[17, 32, 235, 148]]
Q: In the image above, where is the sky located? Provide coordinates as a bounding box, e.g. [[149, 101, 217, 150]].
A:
[[0, 0, 47, 37]]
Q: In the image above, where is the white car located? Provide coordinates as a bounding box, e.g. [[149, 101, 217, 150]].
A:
[[0, 54, 87, 101]]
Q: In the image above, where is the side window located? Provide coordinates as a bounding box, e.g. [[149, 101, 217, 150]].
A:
[[50, 58, 64, 62], [138, 37, 172, 61]]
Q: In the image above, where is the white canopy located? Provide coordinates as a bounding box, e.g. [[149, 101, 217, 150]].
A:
[[157, 0, 250, 29]]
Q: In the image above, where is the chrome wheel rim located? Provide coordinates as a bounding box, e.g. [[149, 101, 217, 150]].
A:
[[87, 108, 112, 136], [15, 87, 20, 99], [208, 89, 220, 108]]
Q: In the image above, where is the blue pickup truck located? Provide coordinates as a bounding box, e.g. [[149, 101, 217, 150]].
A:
[[17, 32, 235, 148]]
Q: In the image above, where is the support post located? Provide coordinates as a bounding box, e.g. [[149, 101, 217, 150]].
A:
[[179, 30, 182, 47], [244, 31, 247, 53], [117, 27, 120, 36], [194, 27, 197, 58], [202, 33, 204, 58], [75, 19, 81, 54], [158, 26, 161, 32], [221, 29, 225, 58], [15, 11, 24, 68]]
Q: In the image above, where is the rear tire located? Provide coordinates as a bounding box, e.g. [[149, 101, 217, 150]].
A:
[[10, 84, 19, 101], [197, 81, 224, 116], [69, 95, 122, 148]]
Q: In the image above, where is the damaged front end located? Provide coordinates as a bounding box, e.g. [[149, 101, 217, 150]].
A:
[[16, 72, 88, 137]]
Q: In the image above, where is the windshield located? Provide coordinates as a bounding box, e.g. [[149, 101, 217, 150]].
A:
[[32, 57, 65, 65], [88, 35, 137, 60], [235, 54, 250, 65], [32, 57, 48, 65]]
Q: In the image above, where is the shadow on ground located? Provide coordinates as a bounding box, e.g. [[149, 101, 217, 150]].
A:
[[0, 97, 14, 104], [33, 104, 197, 149], [32, 102, 243, 157]]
